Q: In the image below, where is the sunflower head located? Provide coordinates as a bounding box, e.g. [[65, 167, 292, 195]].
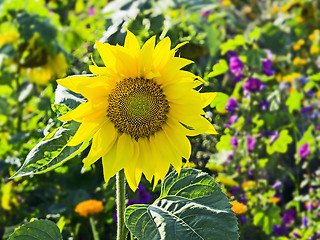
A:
[[57, 28, 217, 191]]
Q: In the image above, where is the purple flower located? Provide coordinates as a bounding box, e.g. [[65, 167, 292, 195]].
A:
[[298, 76, 308, 86], [272, 181, 282, 190], [226, 98, 238, 113], [137, 184, 150, 204], [201, 9, 213, 17], [246, 136, 256, 151], [226, 50, 237, 58], [244, 77, 263, 93], [262, 59, 275, 76], [306, 89, 314, 97], [239, 215, 246, 224], [317, 125, 320, 131], [302, 216, 308, 227], [229, 115, 238, 124], [248, 169, 253, 176], [231, 136, 238, 149], [88, 6, 95, 16], [229, 57, 244, 74], [258, 99, 270, 110], [282, 209, 297, 226], [301, 106, 313, 114], [273, 225, 287, 235], [292, 231, 302, 239], [233, 73, 246, 82], [299, 143, 310, 158], [270, 132, 280, 145], [231, 186, 239, 195]]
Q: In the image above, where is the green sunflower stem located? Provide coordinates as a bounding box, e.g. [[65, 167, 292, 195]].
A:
[[89, 216, 100, 240], [116, 169, 128, 240]]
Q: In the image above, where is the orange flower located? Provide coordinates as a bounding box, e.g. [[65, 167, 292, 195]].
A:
[[268, 197, 281, 204], [75, 199, 104, 217], [241, 180, 256, 189], [230, 201, 248, 215]]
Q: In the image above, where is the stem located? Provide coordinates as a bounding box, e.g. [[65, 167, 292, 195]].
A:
[[116, 170, 127, 240], [89, 216, 100, 240], [15, 64, 22, 133]]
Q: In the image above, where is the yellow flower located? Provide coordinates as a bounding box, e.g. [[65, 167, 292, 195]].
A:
[[207, 164, 224, 172], [241, 180, 256, 189], [57, 29, 217, 191], [75, 199, 104, 217], [216, 176, 238, 187], [282, 72, 301, 82], [293, 44, 301, 51], [310, 46, 320, 54], [230, 201, 248, 215], [242, 6, 251, 14], [21, 52, 68, 85], [317, 90, 320, 99], [221, 0, 232, 7], [271, 6, 279, 13], [297, 39, 305, 46], [293, 57, 307, 66]]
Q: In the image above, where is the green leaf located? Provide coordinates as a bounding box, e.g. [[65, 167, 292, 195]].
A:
[[308, 72, 320, 81], [208, 59, 229, 78], [252, 206, 281, 235], [285, 91, 303, 113], [210, 92, 229, 112], [125, 168, 239, 240], [216, 134, 233, 151], [8, 219, 63, 240], [246, 49, 267, 70], [249, 27, 261, 41], [220, 35, 245, 55], [10, 84, 88, 178], [266, 130, 292, 154]]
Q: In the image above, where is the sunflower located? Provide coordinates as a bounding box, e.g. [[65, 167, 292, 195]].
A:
[[57, 29, 217, 191]]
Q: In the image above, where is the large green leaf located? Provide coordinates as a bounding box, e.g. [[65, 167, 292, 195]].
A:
[[9, 219, 62, 240], [125, 168, 239, 240], [10, 84, 88, 178]]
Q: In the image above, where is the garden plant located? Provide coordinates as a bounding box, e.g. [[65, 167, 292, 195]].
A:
[[0, 0, 320, 239]]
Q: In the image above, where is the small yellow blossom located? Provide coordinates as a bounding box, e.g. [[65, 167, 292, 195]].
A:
[[310, 46, 320, 54], [75, 199, 104, 217], [242, 6, 251, 14], [207, 164, 224, 172], [216, 176, 238, 187], [293, 44, 301, 51], [317, 90, 320, 99], [293, 57, 308, 66], [271, 6, 279, 13], [268, 197, 281, 204], [221, 0, 232, 7], [282, 73, 301, 82], [241, 180, 256, 189], [230, 201, 248, 215], [297, 39, 305, 46]]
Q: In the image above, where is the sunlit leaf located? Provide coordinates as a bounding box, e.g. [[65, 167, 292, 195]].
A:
[[125, 168, 239, 240], [8, 219, 62, 240], [208, 59, 229, 78]]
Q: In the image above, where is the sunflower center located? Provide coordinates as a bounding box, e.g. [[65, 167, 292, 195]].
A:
[[107, 77, 169, 140]]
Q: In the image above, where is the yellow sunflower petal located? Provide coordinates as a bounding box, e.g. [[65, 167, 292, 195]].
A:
[[153, 37, 173, 71], [137, 138, 155, 183], [115, 134, 134, 170], [124, 27, 141, 56], [95, 41, 117, 71], [83, 121, 118, 168], [59, 100, 107, 123], [141, 35, 156, 77], [68, 120, 107, 146], [200, 92, 217, 108], [124, 140, 141, 191], [102, 145, 120, 184], [89, 65, 109, 75]]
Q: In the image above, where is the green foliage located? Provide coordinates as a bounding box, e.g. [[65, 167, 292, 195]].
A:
[[8, 219, 63, 240], [210, 92, 229, 112], [252, 206, 281, 235], [266, 130, 293, 154], [285, 91, 303, 113], [125, 168, 239, 240], [208, 59, 229, 78]]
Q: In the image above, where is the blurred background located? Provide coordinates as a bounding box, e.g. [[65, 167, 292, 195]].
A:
[[0, 0, 320, 239]]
